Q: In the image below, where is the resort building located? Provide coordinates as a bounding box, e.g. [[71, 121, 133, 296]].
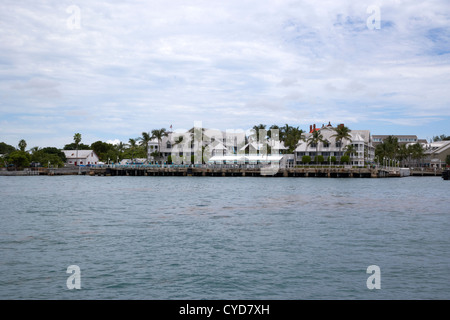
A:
[[147, 129, 288, 164], [63, 150, 99, 166], [295, 123, 375, 166], [422, 141, 450, 168], [372, 135, 427, 146]]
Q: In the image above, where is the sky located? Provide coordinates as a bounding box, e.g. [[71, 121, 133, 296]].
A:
[[0, 0, 449, 148]]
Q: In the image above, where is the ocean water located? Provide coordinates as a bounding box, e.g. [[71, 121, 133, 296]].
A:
[[0, 175, 448, 300]]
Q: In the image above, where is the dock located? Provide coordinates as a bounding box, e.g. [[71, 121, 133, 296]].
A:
[[86, 165, 406, 178], [2, 165, 442, 178]]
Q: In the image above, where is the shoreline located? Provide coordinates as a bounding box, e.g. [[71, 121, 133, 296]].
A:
[[0, 167, 444, 178]]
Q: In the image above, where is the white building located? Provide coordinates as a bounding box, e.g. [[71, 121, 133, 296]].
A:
[[294, 123, 375, 166], [147, 129, 288, 164], [423, 141, 450, 168], [63, 150, 100, 166]]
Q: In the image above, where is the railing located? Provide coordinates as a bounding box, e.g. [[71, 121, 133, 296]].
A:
[[89, 163, 292, 170]]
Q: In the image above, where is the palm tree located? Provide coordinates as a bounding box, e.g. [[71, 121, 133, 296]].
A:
[[306, 130, 326, 163], [330, 125, 352, 163], [252, 124, 267, 142], [18, 139, 27, 152], [268, 124, 280, 139], [128, 138, 137, 161], [151, 128, 168, 161], [285, 127, 306, 154], [409, 143, 424, 167], [344, 144, 356, 157], [280, 123, 292, 142], [73, 133, 81, 166], [138, 132, 152, 156]]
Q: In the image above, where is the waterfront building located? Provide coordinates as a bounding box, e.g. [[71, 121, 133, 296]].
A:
[[147, 129, 289, 164], [422, 141, 450, 168], [63, 150, 99, 166], [295, 123, 375, 167], [372, 135, 427, 146]]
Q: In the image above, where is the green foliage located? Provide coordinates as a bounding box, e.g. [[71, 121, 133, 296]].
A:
[[433, 134, 450, 142], [327, 156, 337, 163], [90, 141, 119, 162], [331, 125, 352, 149], [167, 155, 172, 164], [340, 155, 350, 164], [18, 139, 27, 152], [0, 142, 16, 155], [375, 135, 399, 160], [31, 147, 67, 167], [315, 155, 324, 163], [6, 151, 31, 169], [302, 155, 311, 164], [64, 142, 90, 150]]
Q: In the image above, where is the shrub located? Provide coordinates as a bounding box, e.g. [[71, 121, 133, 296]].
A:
[[340, 155, 350, 164], [302, 155, 311, 164], [315, 155, 324, 164], [327, 156, 337, 163]]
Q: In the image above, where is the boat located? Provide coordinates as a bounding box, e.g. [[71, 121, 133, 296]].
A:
[[443, 168, 450, 180]]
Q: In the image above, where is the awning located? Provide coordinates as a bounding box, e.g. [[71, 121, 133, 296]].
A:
[[207, 155, 283, 163]]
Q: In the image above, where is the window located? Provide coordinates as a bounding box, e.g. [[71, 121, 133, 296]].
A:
[[336, 142, 341, 148], [167, 142, 172, 149], [323, 141, 329, 148]]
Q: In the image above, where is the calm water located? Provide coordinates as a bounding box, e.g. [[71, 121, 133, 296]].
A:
[[0, 175, 449, 299]]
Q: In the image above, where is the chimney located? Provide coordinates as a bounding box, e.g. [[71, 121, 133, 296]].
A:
[[313, 124, 316, 131], [310, 125, 312, 133]]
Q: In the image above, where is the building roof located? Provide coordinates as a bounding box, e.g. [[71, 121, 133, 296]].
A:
[[63, 150, 98, 159], [424, 140, 450, 155], [208, 155, 284, 163]]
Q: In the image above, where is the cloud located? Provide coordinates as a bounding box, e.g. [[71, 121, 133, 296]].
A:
[[0, 0, 449, 147]]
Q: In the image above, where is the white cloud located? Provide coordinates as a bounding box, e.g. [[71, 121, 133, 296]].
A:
[[0, 0, 449, 147]]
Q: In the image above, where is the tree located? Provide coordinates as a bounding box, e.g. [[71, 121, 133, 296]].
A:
[[31, 148, 65, 168], [73, 133, 82, 166], [251, 124, 267, 141], [433, 134, 450, 142], [315, 155, 324, 164], [90, 141, 119, 162], [284, 127, 305, 154], [63, 142, 90, 150], [151, 128, 168, 160], [344, 144, 356, 157], [408, 143, 424, 167], [0, 142, 16, 155], [330, 125, 352, 162], [6, 151, 30, 169], [306, 130, 326, 161], [327, 156, 337, 164], [302, 155, 311, 164], [128, 138, 138, 160], [138, 132, 152, 156], [18, 139, 27, 152], [340, 155, 350, 164]]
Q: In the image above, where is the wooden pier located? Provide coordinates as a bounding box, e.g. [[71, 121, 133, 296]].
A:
[[2, 165, 431, 178], [87, 166, 397, 178]]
